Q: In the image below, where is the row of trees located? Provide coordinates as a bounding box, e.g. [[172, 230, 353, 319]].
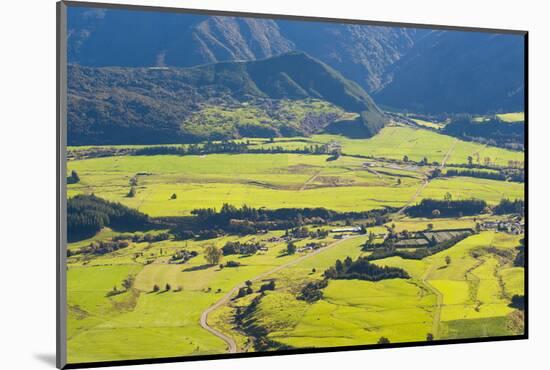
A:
[[132, 141, 333, 157], [406, 198, 488, 218], [435, 168, 524, 183], [222, 241, 264, 255], [80, 239, 129, 256], [187, 203, 391, 235]]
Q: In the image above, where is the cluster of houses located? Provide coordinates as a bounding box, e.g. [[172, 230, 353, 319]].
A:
[[297, 242, 326, 253], [479, 218, 524, 235]]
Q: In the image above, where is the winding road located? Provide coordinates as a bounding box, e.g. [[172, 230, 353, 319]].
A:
[[200, 138, 460, 350], [199, 235, 363, 353]]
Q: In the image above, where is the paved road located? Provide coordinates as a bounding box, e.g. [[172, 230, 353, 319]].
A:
[[199, 235, 363, 353]]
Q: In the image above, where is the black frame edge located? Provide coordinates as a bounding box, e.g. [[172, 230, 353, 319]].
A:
[[57, 1, 529, 368], [61, 0, 528, 35], [57, 1, 68, 369]]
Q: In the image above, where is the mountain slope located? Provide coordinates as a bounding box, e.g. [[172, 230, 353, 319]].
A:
[[67, 52, 387, 145], [68, 7, 525, 115], [67, 8, 422, 93]]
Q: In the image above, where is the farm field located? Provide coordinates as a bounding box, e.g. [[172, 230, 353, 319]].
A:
[[496, 112, 525, 123], [66, 124, 525, 363], [228, 229, 523, 349], [62, 11, 527, 367], [67, 126, 523, 217], [310, 126, 523, 166], [67, 230, 339, 362]]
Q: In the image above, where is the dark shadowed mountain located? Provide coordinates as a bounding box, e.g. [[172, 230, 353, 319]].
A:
[[67, 7, 525, 115], [374, 31, 525, 114], [67, 52, 387, 145], [276, 21, 428, 92], [67, 8, 424, 93]]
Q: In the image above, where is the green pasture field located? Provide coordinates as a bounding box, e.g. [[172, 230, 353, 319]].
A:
[[66, 124, 524, 362], [410, 118, 444, 129], [496, 112, 525, 123], [421, 177, 524, 204], [67, 228, 344, 362], [67, 132, 522, 218], [309, 126, 522, 166], [373, 231, 523, 339], [235, 229, 523, 349], [67, 153, 424, 216]]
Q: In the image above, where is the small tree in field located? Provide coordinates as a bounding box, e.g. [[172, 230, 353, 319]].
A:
[[445, 256, 451, 265], [170, 193, 177, 200], [204, 245, 222, 265], [377, 337, 390, 344], [426, 333, 434, 341], [165, 283, 171, 291], [71, 170, 80, 183], [286, 242, 296, 255], [127, 186, 137, 198], [153, 284, 160, 292]]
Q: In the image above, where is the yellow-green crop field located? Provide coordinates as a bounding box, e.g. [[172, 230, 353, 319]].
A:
[[235, 230, 523, 348], [66, 125, 525, 363]]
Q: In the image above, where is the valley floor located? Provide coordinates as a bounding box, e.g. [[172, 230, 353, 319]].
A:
[[66, 127, 525, 363]]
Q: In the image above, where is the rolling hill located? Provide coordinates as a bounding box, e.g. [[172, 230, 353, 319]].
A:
[[67, 52, 387, 145]]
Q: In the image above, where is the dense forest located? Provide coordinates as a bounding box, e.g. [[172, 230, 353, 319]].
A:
[[494, 199, 525, 215], [67, 194, 149, 241]]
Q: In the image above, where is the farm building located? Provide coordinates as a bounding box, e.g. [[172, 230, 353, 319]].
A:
[[393, 228, 474, 248], [331, 226, 362, 233]]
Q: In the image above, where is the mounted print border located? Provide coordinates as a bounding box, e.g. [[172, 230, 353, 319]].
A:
[[57, 1, 528, 368]]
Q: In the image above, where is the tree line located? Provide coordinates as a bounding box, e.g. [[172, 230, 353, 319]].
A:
[[406, 198, 487, 218], [190, 203, 391, 229], [132, 141, 333, 157], [441, 168, 524, 183]]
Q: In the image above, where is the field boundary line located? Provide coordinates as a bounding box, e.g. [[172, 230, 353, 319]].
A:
[[421, 264, 443, 339]]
